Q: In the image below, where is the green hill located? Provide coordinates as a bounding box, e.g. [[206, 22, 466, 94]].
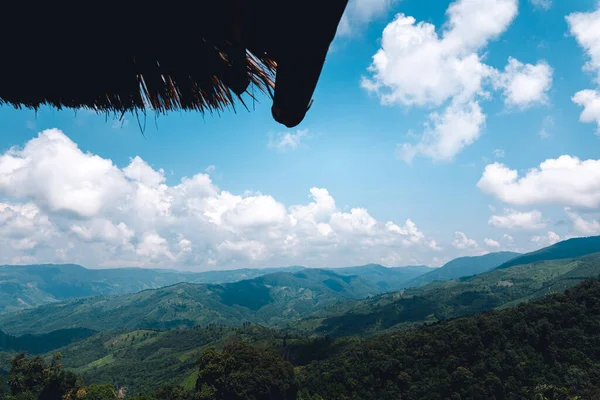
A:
[[0, 264, 303, 313], [329, 264, 433, 291], [0, 270, 379, 336], [296, 278, 600, 399], [21, 279, 600, 398], [294, 251, 600, 337], [406, 251, 520, 287], [496, 235, 600, 269], [0, 328, 96, 354]]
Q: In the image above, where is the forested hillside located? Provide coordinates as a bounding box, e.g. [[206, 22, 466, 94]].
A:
[[0, 269, 380, 335], [330, 264, 433, 291], [0, 264, 304, 313], [3, 279, 600, 399], [406, 251, 520, 287], [294, 252, 600, 337]]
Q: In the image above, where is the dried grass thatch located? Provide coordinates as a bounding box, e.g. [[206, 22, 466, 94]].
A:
[[0, 0, 348, 127]]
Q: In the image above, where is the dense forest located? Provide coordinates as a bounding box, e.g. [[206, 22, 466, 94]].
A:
[[3, 278, 600, 399]]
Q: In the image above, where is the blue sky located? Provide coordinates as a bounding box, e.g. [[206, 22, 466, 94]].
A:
[[1, 0, 600, 270]]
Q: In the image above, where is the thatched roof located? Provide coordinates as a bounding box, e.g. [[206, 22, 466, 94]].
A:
[[0, 1, 348, 127]]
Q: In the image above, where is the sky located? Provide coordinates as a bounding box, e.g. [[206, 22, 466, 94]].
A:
[[1, 0, 600, 270]]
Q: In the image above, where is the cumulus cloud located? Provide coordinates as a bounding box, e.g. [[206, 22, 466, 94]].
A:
[[531, 231, 560, 246], [0, 129, 128, 218], [478, 156, 600, 208], [452, 231, 478, 249], [488, 209, 546, 230], [337, 0, 395, 37], [397, 102, 485, 163], [363, 0, 552, 162], [0, 129, 443, 269], [572, 90, 600, 134], [268, 129, 308, 151], [565, 207, 600, 235], [484, 238, 501, 248], [492, 58, 553, 109], [361, 0, 517, 107], [502, 234, 514, 242], [567, 6, 600, 84]]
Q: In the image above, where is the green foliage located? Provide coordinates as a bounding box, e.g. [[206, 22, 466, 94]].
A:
[[194, 340, 296, 400], [79, 384, 118, 400], [0, 329, 96, 354], [295, 279, 600, 399], [2, 353, 84, 400]]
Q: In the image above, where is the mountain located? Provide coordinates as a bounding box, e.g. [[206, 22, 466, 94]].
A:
[[0, 264, 303, 313], [294, 250, 600, 337], [406, 251, 520, 287], [21, 279, 600, 398], [329, 264, 433, 291], [497, 235, 600, 269], [0, 328, 96, 354], [296, 278, 600, 399], [0, 269, 380, 335]]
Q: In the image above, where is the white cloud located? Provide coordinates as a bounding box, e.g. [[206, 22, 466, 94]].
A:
[[70, 219, 134, 247], [492, 58, 553, 109], [538, 115, 554, 139], [362, 0, 553, 162], [397, 101, 485, 163], [572, 90, 600, 134], [529, 0, 551, 11], [136, 232, 174, 261], [567, 6, 600, 84], [531, 231, 560, 246], [0, 129, 129, 218], [565, 207, 600, 235], [337, 0, 395, 37], [488, 209, 546, 230], [502, 233, 514, 242], [0, 129, 443, 269], [452, 231, 478, 249], [478, 156, 600, 208], [268, 129, 308, 151], [493, 149, 505, 158], [484, 238, 501, 248]]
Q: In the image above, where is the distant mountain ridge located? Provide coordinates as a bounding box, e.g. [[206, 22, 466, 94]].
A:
[[0, 264, 305, 314], [0, 269, 381, 335], [329, 264, 433, 291], [0, 263, 434, 314], [293, 240, 600, 337], [496, 236, 600, 269], [406, 251, 520, 287]]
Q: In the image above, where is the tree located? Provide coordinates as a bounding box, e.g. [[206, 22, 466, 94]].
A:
[[80, 384, 118, 400], [195, 340, 297, 400]]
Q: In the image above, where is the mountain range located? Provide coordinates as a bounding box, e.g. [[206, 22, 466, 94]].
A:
[[405, 251, 520, 287], [3, 237, 600, 396]]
